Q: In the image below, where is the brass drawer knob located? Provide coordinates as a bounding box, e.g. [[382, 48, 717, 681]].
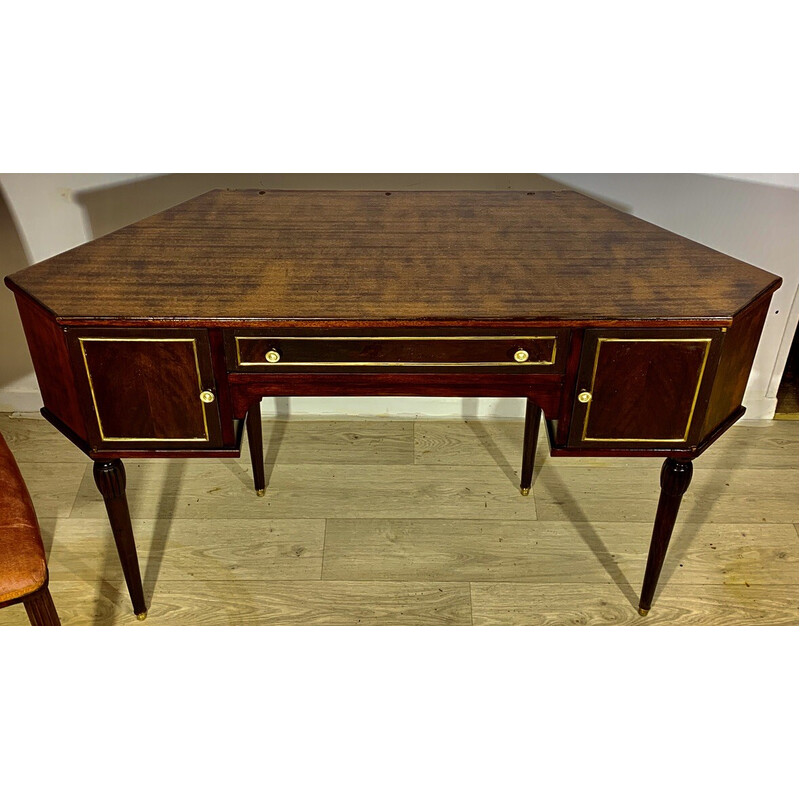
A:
[[577, 391, 592, 404], [265, 348, 281, 363], [199, 390, 215, 404], [513, 348, 529, 363]]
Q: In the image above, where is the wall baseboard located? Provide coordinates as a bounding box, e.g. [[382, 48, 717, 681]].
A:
[[740, 394, 778, 420], [0, 389, 42, 413], [0, 391, 780, 420]]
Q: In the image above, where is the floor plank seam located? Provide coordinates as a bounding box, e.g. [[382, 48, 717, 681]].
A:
[[468, 583, 475, 625], [65, 462, 90, 519], [320, 518, 329, 580]]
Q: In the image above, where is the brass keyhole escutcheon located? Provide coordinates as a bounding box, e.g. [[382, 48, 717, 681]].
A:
[[577, 391, 592, 404], [265, 349, 281, 363], [513, 348, 529, 363], [200, 390, 215, 404]]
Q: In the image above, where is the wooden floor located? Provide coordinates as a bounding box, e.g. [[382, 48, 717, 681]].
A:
[[0, 412, 797, 626]]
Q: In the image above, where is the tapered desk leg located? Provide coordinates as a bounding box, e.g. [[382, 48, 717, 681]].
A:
[[638, 458, 693, 616], [93, 459, 148, 620], [24, 582, 61, 626], [520, 399, 541, 496], [246, 401, 266, 496]]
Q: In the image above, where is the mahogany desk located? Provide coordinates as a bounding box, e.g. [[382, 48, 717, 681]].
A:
[[5, 190, 782, 620]]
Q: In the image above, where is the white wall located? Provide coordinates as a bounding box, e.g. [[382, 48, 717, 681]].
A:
[[1, 173, 796, 420], [0, 174, 153, 410], [708, 174, 799, 189]]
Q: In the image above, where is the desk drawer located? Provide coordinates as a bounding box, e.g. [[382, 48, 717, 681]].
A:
[[225, 330, 567, 373]]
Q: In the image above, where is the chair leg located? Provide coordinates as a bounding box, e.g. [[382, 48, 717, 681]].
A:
[[24, 584, 61, 626], [246, 401, 266, 496]]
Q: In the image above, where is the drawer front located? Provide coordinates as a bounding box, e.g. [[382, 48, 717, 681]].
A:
[[225, 330, 568, 373], [567, 328, 724, 448]]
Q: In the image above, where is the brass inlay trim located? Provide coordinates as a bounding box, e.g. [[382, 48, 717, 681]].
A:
[[235, 335, 558, 368], [79, 337, 210, 442], [580, 337, 713, 443]]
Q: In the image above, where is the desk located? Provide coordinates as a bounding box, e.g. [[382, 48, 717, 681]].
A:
[[5, 190, 781, 620]]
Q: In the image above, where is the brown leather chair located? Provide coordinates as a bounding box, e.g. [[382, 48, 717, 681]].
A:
[[0, 431, 60, 625]]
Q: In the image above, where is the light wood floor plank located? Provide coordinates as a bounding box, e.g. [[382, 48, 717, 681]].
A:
[[0, 414, 87, 463], [37, 517, 325, 582], [0, 603, 28, 625], [69, 461, 537, 521], [534, 465, 798, 524], [691, 421, 798, 470], [0, 579, 472, 626], [249, 419, 414, 465], [323, 519, 798, 591], [413, 419, 798, 471], [470, 582, 799, 625], [414, 420, 526, 469], [14, 460, 88, 518], [0, 414, 796, 626]]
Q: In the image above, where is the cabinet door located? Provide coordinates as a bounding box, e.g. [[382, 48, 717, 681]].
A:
[[69, 328, 223, 449], [568, 329, 723, 448]]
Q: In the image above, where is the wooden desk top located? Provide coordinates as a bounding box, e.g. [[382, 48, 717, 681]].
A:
[[6, 189, 779, 325]]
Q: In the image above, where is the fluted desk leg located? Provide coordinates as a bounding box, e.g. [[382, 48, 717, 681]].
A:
[[638, 457, 693, 616], [93, 459, 148, 620]]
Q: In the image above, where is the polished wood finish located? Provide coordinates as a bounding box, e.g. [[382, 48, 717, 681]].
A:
[[14, 292, 87, 440], [40, 404, 244, 460], [638, 458, 694, 614], [554, 329, 583, 447], [568, 328, 724, 448], [208, 328, 238, 446], [92, 460, 147, 618], [228, 328, 566, 374], [67, 328, 223, 449], [227, 372, 565, 419], [5, 190, 779, 324], [520, 399, 541, 495], [3, 189, 784, 619], [701, 292, 772, 437], [546, 406, 747, 461], [246, 402, 266, 495], [23, 581, 61, 626]]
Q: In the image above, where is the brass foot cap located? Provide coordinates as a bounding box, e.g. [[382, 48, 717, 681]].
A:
[[520, 487, 530, 496], [256, 488, 266, 497], [136, 611, 148, 621], [638, 607, 649, 617]]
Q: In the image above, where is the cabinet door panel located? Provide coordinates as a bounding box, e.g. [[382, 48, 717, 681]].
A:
[[69, 329, 223, 448], [568, 329, 723, 448]]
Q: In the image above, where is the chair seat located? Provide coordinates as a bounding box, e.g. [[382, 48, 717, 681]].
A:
[[0, 433, 47, 604]]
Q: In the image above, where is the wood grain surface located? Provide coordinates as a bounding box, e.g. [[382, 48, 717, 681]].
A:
[[573, 332, 720, 443], [469, 583, 798, 626], [0, 413, 795, 626], [5, 190, 780, 323]]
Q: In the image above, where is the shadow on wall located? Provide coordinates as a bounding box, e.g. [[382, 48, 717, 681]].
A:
[[0, 187, 35, 388], [74, 172, 573, 238]]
